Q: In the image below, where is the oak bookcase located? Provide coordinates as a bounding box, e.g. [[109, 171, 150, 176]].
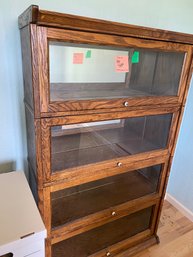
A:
[[19, 5, 193, 257]]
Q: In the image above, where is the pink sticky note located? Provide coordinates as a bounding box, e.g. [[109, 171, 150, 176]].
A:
[[115, 56, 129, 72], [73, 53, 84, 64]]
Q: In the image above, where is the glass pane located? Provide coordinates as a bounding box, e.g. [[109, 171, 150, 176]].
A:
[[49, 42, 184, 102], [51, 165, 161, 228], [51, 114, 172, 172], [52, 207, 153, 257]]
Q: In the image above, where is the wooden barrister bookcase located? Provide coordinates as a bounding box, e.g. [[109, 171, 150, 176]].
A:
[[18, 5, 193, 257]]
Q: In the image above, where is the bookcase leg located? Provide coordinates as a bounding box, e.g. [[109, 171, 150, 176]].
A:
[[46, 239, 52, 257], [155, 234, 160, 244]]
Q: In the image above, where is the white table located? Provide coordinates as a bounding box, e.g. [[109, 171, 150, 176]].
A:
[[0, 171, 46, 257]]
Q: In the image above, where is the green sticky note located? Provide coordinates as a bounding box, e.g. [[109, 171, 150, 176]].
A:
[[86, 50, 91, 58], [132, 51, 139, 63]]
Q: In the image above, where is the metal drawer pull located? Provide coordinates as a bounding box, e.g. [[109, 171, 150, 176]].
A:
[[117, 162, 122, 167], [112, 211, 116, 216], [106, 252, 111, 256], [124, 101, 129, 107]]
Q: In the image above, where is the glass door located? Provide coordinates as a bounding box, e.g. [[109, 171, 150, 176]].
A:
[[52, 206, 154, 257], [49, 42, 184, 102], [37, 27, 191, 113], [51, 164, 162, 229], [51, 113, 172, 172]]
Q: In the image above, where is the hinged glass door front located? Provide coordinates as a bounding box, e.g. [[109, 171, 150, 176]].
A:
[[51, 164, 162, 229], [37, 27, 192, 114], [51, 114, 172, 173], [49, 42, 184, 102]]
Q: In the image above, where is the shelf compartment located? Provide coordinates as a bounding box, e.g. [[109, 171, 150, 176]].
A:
[[49, 42, 184, 103], [51, 113, 172, 172], [52, 206, 154, 257], [51, 164, 162, 229]]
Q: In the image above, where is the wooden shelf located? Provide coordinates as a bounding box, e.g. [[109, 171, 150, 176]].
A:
[[50, 83, 151, 101], [51, 167, 160, 229]]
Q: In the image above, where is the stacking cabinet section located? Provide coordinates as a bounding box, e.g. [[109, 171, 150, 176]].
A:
[[41, 109, 178, 183], [44, 163, 165, 238], [37, 27, 192, 116], [51, 164, 163, 229], [18, 5, 193, 257], [52, 204, 157, 257]]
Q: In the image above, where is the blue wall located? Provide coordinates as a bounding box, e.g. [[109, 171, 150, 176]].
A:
[[168, 78, 193, 212], [0, 0, 193, 210]]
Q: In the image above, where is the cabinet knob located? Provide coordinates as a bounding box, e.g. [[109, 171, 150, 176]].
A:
[[124, 101, 129, 107], [117, 162, 122, 167], [106, 252, 111, 256], [112, 211, 116, 216]]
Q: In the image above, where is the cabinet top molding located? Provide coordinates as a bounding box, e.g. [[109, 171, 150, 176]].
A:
[[18, 5, 193, 45]]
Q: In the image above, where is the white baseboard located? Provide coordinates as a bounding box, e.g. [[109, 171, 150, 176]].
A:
[[165, 193, 193, 222]]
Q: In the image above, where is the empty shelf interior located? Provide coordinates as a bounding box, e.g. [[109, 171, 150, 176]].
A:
[[52, 127, 159, 172], [50, 83, 152, 101], [51, 165, 161, 228]]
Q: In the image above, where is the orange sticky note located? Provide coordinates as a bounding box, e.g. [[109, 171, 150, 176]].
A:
[[115, 56, 129, 72], [73, 53, 84, 64]]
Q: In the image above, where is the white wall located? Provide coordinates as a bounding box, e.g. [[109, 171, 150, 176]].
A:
[[0, 0, 193, 210]]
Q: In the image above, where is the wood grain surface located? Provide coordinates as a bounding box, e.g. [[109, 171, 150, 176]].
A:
[[19, 5, 193, 45]]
